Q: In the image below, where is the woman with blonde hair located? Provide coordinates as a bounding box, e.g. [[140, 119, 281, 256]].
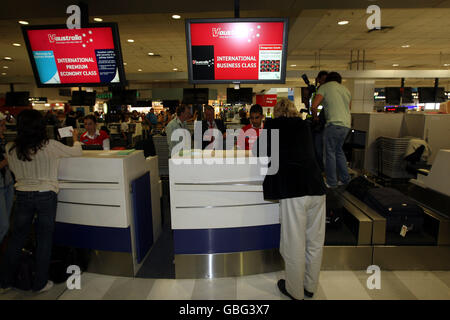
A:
[[257, 98, 326, 300]]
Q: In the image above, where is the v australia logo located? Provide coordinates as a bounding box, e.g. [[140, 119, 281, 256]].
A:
[[212, 28, 221, 38], [47, 33, 82, 43], [212, 28, 235, 38], [211, 27, 246, 38]]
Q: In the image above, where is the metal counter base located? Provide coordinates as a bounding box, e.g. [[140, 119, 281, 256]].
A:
[[321, 246, 373, 270], [86, 250, 135, 277], [174, 246, 374, 279], [174, 249, 284, 279], [373, 246, 450, 270], [174, 245, 450, 279]]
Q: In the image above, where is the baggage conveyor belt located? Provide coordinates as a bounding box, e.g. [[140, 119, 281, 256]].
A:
[[331, 189, 450, 270]]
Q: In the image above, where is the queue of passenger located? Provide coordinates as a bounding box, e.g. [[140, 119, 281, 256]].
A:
[[0, 73, 352, 298]]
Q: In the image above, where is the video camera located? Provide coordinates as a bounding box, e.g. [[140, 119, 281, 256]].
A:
[[301, 74, 317, 97]]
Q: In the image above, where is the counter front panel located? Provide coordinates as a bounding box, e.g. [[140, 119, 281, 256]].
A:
[[170, 151, 280, 256], [174, 224, 280, 254], [55, 151, 162, 276]]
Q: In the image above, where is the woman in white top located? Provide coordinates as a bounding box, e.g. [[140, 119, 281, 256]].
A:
[[0, 110, 82, 293], [0, 112, 14, 244]]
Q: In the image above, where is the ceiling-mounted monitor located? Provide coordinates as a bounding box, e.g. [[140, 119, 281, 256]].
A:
[[110, 89, 137, 105], [384, 87, 413, 105], [418, 87, 446, 103], [227, 88, 253, 104], [182, 88, 209, 104], [71, 90, 96, 106], [186, 18, 288, 84], [135, 100, 152, 107], [5, 92, 30, 106], [22, 23, 126, 87]]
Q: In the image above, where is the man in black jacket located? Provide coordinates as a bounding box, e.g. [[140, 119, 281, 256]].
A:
[[254, 98, 326, 300], [200, 105, 226, 150]]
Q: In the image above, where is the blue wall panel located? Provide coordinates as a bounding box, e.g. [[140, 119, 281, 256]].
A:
[[54, 223, 132, 252], [131, 172, 154, 264], [173, 224, 281, 254]]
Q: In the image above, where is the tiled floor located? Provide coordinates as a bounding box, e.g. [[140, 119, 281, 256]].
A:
[[1, 270, 449, 300]]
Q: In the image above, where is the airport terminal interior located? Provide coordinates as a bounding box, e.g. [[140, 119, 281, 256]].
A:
[[0, 0, 449, 300]]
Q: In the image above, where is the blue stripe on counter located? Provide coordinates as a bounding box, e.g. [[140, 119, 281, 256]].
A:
[[173, 224, 281, 254], [53, 222, 132, 253]]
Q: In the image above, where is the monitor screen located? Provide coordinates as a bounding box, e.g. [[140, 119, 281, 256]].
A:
[[227, 88, 253, 104], [22, 23, 126, 87], [162, 100, 180, 109], [122, 90, 137, 105], [110, 89, 137, 105], [71, 91, 96, 106], [186, 18, 288, 84], [59, 89, 72, 97], [5, 92, 30, 106], [418, 87, 446, 103], [135, 100, 152, 107], [401, 87, 413, 103], [183, 88, 209, 104], [384, 87, 413, 104]]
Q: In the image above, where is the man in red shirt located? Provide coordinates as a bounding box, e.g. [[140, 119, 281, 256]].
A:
[[80, 114, 110, 150], [237, 104, 264, 151]]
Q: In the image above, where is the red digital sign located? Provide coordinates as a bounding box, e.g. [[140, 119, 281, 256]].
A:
[[22, 24, 126, 87], [256, 94, 278, 107], [186, 18, 288, 84]]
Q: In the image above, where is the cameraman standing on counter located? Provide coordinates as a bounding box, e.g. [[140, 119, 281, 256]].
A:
[[310, 71, 328, 171], [311, 72, 352, 188]]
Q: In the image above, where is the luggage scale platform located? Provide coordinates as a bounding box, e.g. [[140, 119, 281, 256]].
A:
[[335, 190, 450, 271]]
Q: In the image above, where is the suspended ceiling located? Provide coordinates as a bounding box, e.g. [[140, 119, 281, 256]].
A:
[[0, 0, 450, 86]]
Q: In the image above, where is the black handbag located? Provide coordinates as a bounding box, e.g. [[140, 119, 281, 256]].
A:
[[14, 249, 36, 291]]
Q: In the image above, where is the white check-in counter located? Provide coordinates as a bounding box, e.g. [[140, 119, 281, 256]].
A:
[[55, 150, 162, 276], [169, 150, 283, 278]]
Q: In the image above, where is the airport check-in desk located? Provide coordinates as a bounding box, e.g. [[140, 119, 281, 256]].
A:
[[55, 150, 162, 277], [169, 150, 381, 279]]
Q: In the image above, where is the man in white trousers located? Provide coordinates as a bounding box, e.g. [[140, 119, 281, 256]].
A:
[[280, 196, 326, 299], [255, 98, 327, 300]]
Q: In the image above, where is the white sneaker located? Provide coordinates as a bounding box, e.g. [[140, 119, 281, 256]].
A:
[[325, 181, 337, 189], [38, 280, 54, 293]]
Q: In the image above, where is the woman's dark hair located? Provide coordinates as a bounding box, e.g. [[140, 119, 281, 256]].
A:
[[10, 109, 49, 161], [325, 72, 342, 84], [84, 114, 97, 124]]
